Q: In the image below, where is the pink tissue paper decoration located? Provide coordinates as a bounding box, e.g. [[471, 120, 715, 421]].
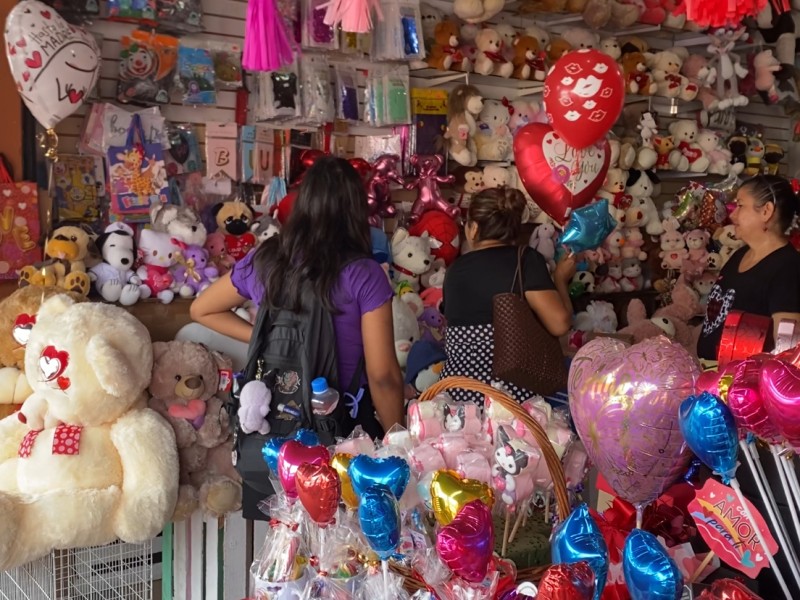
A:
[[243, 0, 294, 72], [321, 0, 383, 33]]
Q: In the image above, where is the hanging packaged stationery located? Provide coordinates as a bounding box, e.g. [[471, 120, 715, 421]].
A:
[[364, 66, 385, 126], [399, 0, 424, 60], [107, 0, 156, 23], [43, 0, 100, 23], [300, 54, 334, 126], [411, 88, 448, 158], [383, 66, 411, 125], [52, 155, 106, 226], [301, 0, 337, 50], [117, 31, 179, 105], [107, 114, 169, 222], [210, 41, 244, 90], [0, 156, 41, 280], [177, 44, 217, 106], [157, 0, 203, 33], [80, 104, 166, 156], [164, 124, 201, 176], [241, 126, 275, 184], [254, 64, 301, 121], [335, 65, 361, 122], [206, 122, 239, 180]]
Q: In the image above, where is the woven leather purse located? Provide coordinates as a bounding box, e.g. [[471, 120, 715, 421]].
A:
[[492, 247, 567, 396]]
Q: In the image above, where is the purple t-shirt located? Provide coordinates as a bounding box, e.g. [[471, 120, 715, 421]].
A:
[[231, 251, 393, 388]]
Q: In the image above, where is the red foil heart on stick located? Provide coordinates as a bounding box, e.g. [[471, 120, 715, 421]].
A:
[[295, 462, 340, 526], [277, 440, 330, 500], [435, 500, 494, 583], [513, 123, 609, 226]]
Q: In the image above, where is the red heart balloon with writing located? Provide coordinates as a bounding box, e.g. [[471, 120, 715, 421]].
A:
[[513, 123, 609, 226], [544, 49, 624, 150]]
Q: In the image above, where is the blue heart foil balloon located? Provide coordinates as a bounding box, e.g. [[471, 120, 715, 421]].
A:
[[678, 392, 738, 484], [261, 429, 320, 473], [558, 199, 617, 255], [358, 485, 401, 560], [551, 503, 608, 600], [623, 529, 683, 600], [348, 454, 410, 500]]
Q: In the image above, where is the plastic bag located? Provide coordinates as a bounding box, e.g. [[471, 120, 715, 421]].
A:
[[177, 44, 216, 105], [117, 31, 178, 105], [300, 53, 334, 126]]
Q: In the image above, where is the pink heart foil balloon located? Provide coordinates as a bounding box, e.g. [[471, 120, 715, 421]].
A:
[[436, 499, 494, 583], [760, 359, 800, 448], [728, 357, 781, 442], [569, 336, 699, 506], [277, 440, 331, 500]]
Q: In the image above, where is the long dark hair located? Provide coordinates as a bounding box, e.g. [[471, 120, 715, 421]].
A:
[[253, 156, 372, 312]]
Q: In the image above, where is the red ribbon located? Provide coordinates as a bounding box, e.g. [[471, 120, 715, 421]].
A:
[[791, 178, 800, 195], [483, 50, 505, 63], [501, 97, 514, 116]]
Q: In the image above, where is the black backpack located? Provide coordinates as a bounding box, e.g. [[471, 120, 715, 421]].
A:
[[230, 278, 361, 520]]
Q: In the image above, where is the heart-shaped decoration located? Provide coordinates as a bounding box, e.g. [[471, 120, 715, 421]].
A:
[[358, 485, 401, 560], [760, 359, 800, 448], [728, 357, 781, 442], [533, 562, 595, 600], [5, 0, 99, 129], [436, 500, 494, 583], [623, 530, 683, 600], [168, 398, 207, 429], [430, 469, 495, 525], [569, 336, 698, 506], [513, 123, 609, 225], [543, 49, 624, 150], [261, 429, 320, 473], [169, 132, 191, 164], [277, 440, 330, 500], [679, 393, 738, 483], [12, 313, 35, 346], [2, 190, 12, 197], [696, 579, 763, 600], [347, 454, 410, 500], [295, 462, 340, 525], [551, 504, 607, 599], [17, 202, 26, 209], [330, 453, 359, 510], [39, 344, 69, 382]]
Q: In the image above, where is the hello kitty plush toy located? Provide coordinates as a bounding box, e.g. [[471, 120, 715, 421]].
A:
[[137, 229, 179, 304], [492, 425, 534, 506]]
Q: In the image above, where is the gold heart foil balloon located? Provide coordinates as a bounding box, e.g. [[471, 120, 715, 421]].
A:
[[430, 469, 494, 525], [331, 453, 358, 510]]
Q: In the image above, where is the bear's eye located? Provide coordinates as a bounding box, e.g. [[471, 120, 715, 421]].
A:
[[175, 375, 181, 381], [152, 250, 158, 256], [71, 236, 77, 242], [168, 253, 173, 259], [407, 252, 413, 258]]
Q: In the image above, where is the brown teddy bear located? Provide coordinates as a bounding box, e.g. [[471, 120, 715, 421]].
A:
[[427, 19, 471, 72], [17, 225, 98, 296], [512, 35, 546, 81], [0, 287, 85, 420], [622, 51, 657, 95], [546, 37, 572, 62], [147, 341, 241, 520]]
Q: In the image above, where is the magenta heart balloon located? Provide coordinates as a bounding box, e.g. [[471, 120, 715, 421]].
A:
[[436, 500, 494, 583], [729, 358, 782, 443], [760, 359, 800, 448], [570, 336, 699, 506], [277, 440, 330, 500]]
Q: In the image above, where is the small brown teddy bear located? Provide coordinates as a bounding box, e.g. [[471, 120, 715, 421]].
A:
[[622, 51, 657, 95], [0, 287, 85, 419], [427, 19, 471, 72], [148, 341, 241, 520], [17, 225, 98, 296], [512, 35, 546, 81], [546, 37, 572, 62]]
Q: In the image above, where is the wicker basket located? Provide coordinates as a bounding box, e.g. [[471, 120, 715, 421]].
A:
[[392, 376, 571, 592]]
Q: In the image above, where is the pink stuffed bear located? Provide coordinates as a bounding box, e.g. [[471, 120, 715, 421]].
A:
[[659, 218, 689, 270]]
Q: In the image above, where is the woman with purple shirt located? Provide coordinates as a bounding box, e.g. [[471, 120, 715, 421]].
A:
[[190, 157, 404, 437]]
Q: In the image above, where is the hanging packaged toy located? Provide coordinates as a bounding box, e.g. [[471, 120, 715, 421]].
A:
[[117, 31, 179, 105], [302, 0, 338, 50], [206, 122, 239, 180], [52, 154, 105, 226], [107, 114, 169, 222], [371, 0, 424, 62], [209, 41, 243, 90], [300, 54, 334, 126], [107, 0, 155, 23], [382, 66, 411, 125], [44, 0, 100, 23], [164, 123, 201, 176], [156, 0, 203, 33], [240, 125, 275, 184], [335, 65, 361, 122], [177, 44, 217, 106], [255, 64, 301, 121]]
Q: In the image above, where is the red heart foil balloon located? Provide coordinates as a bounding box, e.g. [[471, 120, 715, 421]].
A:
[[760, 359, 800, 448], [728, 357, 782, 442], [295, 462, 340, 525], [513, 123, 609, 226], [277, 441, 330, 500], [435, 500, 494, 583], [544, 49, 625, 150], [696, 578, 764, 600], [536, 562, 595, 600]]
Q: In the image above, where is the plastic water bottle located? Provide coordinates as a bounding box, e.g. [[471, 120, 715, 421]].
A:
[[311, 377, 339, 416]]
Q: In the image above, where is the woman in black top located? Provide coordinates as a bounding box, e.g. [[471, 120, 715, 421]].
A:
[[440, 187, 576, 403], [697, 175, 800, 362]]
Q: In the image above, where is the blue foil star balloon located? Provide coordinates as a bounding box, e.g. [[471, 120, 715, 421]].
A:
[[678, 392, 739, 484], [623, 529, 684, 600], [261, 429, 320, 473], [558, 199, 617, 254], [358, 485, 401, 560], [551, 503, 608, 600]]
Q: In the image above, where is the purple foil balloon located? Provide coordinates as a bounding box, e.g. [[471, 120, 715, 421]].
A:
[[728, 358, 781, 442], [569, 336, 700, 506]]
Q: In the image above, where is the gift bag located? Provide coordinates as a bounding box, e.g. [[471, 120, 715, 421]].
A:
[[107, 114, 168, 222], [0, 157, 41, 279]]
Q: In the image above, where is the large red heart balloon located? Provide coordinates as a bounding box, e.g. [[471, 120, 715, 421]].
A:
[[277, 441, 330, 500], [760, 359, 800, 448], [544, 49, 625, 150], [728, 357, 782, 442], [514, 123, 609, 226], [295, 462, 340, 525]]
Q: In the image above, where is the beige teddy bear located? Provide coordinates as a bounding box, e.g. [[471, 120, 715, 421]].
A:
[[0, 295, 178, 570]]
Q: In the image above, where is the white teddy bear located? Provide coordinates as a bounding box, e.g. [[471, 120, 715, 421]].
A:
[[668, 120, 711, 173], [392, 228, 433, 292]]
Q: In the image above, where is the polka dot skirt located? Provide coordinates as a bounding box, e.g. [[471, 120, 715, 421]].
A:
[[440, 323, 535, 406]]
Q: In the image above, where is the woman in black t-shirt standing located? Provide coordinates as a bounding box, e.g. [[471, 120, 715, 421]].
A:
[[697, 175, 800, 362], [440, 187, 576, 403]]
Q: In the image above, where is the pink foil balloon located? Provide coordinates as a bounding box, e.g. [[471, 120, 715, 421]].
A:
[[436, 499, 494, 583], [365, 154, 404, 227], [760, 359, 800, 448], [728, 357, 781, 442], [569, 336, 700, 506], [277, 441, 330, 500], [405, 154, 459, 224]]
